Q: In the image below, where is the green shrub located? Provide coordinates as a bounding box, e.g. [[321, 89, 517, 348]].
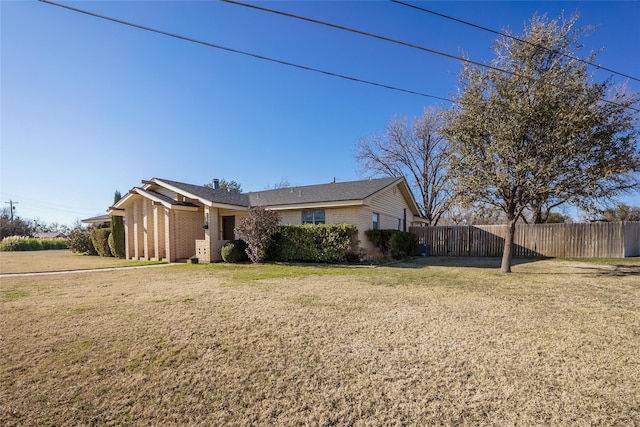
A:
[[0, 236, 42, 251], [90, 228, 112, 257], [365, 229, 416, 259], [388, 230, 417, 258], [40, 238, 68, 250], [221, 239, 249, 263], [67, 229, 97, 255], [109, 216, 125, 258], [0, 236, 66, 251], [269, 224, 359, 263]]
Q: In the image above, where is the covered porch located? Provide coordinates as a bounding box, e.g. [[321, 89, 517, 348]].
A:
[[109, 188, 245, 262]]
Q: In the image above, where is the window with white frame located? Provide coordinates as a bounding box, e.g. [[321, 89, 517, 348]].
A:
[[372, 212, 380, 230], [302, 210, 325, 224]]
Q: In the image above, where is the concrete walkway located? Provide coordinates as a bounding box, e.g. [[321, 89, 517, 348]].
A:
[[0, 263, 171, 278]]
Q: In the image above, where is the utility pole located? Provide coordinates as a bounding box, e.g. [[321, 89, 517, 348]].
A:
[[5, 200, 18, 221]]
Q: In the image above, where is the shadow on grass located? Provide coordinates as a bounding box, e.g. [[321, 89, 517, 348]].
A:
[[388, 257, 640, 277], [386, 256, 544, 269], [574, 264, 640, 277]]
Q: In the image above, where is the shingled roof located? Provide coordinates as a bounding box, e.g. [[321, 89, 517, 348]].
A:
[[132, 176, 416, 213], [247, 177, 401, 207], [153, 178, 250, 207]]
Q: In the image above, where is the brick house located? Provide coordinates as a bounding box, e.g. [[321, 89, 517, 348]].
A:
[[108, 176, 424, 262]]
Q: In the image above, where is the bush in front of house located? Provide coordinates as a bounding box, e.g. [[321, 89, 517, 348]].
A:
[[268, 224, 359, 263], [365, 229, 416, 259], [109, 216, 126, 258], [235, 206, 281, 263], [67, 228, 97, 255], [221, 239, 249, 263], [388, 230, 417, 258], [90, 228, 112, 257]]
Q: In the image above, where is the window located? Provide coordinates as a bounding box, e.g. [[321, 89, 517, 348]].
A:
[[372, 212, 379, 230], [302, 210, 325, 225]]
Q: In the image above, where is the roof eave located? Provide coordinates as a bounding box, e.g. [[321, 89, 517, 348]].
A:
[[257, 200, 365, 210], [150, 178, 214, 207]]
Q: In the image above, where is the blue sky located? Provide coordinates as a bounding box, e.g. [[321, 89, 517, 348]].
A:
[[2, 0, 639, 225]]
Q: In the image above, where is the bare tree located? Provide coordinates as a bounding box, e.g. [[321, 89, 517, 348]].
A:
[[356, 106, 455, 225]]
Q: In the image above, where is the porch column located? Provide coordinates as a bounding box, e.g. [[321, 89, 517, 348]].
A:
[[133, 200, 143, 259], [164, 208, 174, 262], [124, 210, 132, 260], [153, 204, 166, 261], [143, 198, 155, 260], [210, 207, 222, 261]]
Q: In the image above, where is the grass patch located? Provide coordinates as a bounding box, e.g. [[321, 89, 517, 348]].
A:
[[1, 256, 639, 425], [0, 288, 29, 301], [0, 250, 166, 274]]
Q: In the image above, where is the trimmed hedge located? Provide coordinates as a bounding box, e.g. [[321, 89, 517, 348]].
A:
[[90, 228, 113, 257], [365, 229, 417, 259], [109, 216, 126, 258], [269, 224, 359, 263], [221, 240, 249, 263], [0, 236, 67, 251]]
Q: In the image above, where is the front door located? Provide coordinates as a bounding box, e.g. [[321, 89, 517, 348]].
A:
[[222, 216, 235, 241]]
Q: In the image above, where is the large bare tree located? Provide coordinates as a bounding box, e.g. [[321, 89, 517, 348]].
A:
[[356, 106, 454, 225], [443, 13, 640, 273]]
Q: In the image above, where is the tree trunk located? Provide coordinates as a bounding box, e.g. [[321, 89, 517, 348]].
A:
[[501, 219, 517, 273]]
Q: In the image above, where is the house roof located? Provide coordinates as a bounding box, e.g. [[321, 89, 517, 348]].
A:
[[110, 176, 423, 218], [34, 231, 67, 239], [152, 178, 250, 207], [248, 177, 402, 207], [82, 214, 112, 224]]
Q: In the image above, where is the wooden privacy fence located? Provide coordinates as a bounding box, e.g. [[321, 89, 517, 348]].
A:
[[410, 222, 640, 258]]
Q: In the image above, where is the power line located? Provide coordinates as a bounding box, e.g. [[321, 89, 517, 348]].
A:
[[224, 0, 640, 114], [38, 0, 452, 103], [222, 0, 531, 81], [391, 0, 640, 83], [38, 0, 640, 114]]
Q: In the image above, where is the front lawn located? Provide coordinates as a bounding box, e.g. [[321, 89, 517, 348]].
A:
[[1, 257, 638, 425]]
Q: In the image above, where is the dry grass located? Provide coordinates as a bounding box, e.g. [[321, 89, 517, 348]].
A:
[[1, 254, 639, 426], [0, 250, 164, 275]]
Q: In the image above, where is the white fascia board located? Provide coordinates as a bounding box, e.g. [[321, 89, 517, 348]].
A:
[[111, 190, 138, 210], [397, 179, 423, 217], [133, 188, 175, 209], [209, 203, 249, 210], [151, 178, 212, 207], [266, 200, 364, 211], [133, 188, 199, 212], [361, 178, 423, 219]]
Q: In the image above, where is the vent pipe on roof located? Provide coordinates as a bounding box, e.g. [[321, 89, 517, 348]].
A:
[[213, 178, 219, 190]]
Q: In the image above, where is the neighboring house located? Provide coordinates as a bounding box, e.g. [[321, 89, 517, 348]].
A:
[[108, 176, 424, 262], [34, 231, 67, 239], [81, 214, 112, 226]]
